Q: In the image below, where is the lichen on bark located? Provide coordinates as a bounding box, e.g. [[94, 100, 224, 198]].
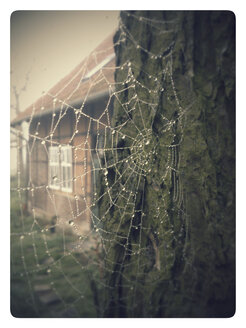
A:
[[99, 11, 235, 318]]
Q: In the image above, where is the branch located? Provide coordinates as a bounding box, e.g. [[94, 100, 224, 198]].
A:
[[11, 64, 33, 116]]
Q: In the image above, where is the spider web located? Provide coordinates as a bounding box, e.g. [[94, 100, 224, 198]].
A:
[[10, 11, 188, 318]]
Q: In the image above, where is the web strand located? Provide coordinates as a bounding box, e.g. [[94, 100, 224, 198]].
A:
[[11, 12, 188, 318]]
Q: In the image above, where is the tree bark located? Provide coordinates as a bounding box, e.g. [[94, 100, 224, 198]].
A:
[[100, 11, 235, 318]]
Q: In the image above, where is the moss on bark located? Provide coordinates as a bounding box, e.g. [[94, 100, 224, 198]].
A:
[[99, 11, 235, 318]]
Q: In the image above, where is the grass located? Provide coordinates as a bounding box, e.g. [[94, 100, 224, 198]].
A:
[[10, 185, 104, 318]]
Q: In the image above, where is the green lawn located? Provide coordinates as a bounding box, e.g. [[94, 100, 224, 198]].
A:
[[10, 187, 104, 318]]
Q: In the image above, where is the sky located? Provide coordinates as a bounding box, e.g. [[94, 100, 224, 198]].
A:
[[10, 11, 120, 118]]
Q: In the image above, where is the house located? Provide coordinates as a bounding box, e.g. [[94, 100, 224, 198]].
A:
[[11, 32, 116, 233]]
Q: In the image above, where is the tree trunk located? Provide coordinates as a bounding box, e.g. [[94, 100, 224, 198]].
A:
[[100, 11, 235, 318]]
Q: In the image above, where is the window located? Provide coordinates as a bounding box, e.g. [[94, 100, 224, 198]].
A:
[[49, 145, 73, 192], [61, 146, 72, 192], [49, 146, 60, 190]]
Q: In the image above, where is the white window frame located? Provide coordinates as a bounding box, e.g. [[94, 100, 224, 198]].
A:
[[49, 146, 60, 190], [48, 145, 73, 193], [61, 145, 73, 192]]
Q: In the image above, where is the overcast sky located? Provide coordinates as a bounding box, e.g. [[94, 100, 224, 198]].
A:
[[10, 11, 120, 117]]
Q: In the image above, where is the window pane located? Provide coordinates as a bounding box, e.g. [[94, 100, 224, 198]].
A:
[[67, 147, 72, 163], [61, 146, 72, 165], [49, 146, 60, 189], [67, 166, 72, 188], [62, 166, 66, 188], [61, 148, 65, 162], [59, 146, 73, 191]]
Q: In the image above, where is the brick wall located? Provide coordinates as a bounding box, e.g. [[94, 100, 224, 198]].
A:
[[27, 96, 113, 233]]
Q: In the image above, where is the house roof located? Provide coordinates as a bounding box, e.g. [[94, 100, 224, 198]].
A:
[[11, 31, 116, 125]]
